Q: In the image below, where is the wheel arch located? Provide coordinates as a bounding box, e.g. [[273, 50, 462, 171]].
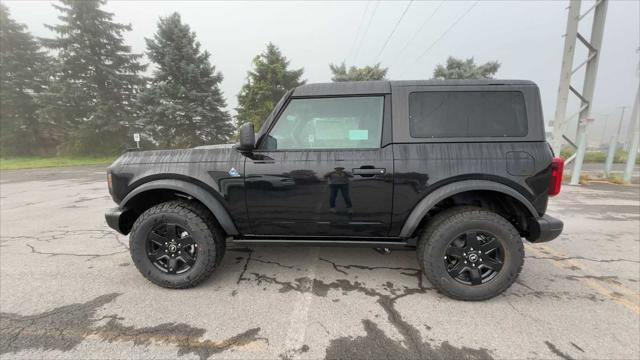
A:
[[400, 179, 538, 238], [119, 179, 239, 236]]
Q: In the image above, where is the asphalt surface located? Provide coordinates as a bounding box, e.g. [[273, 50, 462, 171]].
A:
[[0, 165, 639, 360]]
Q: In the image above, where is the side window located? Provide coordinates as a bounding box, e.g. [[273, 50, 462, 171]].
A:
[[260, 96, 384, 150], [409, 91, 528, 138]]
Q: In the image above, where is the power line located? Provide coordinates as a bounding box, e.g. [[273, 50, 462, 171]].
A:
[[389, 0, 445, 68], [373, 0, 414, 63], [352, 0, 380, 64], [399, 1, 479, 78], [347, 1, 371, 63]]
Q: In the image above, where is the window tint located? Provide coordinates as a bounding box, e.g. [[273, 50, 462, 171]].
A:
[[409, 91, 527, 138], [261, 96, 384, 150]]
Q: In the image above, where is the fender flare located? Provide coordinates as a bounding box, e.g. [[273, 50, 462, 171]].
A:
[[121, 179, 239, 235], [399, 179, 538, 238]]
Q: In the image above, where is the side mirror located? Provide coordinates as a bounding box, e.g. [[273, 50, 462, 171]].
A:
[[238, 122, 255, 151]]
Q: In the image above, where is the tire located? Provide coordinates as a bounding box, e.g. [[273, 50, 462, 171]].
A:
[[129, 200, 225, 289], [418, 207, 524, 301]]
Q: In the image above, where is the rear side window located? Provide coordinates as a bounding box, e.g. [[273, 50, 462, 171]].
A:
[[409, 91, 527, 138]]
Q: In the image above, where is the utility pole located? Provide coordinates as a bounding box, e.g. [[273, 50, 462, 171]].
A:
[[551, 0, 608, 186], [600, 114, 609, 147], [625, 48, 640, 151], [550, 0, 608, 185], [604, 106, 627, 176], [623, 83, 639, 183], [551, 0, 581, 155]]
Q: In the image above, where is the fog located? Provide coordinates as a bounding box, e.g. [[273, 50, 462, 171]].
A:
[[6, 0, 639, 143]]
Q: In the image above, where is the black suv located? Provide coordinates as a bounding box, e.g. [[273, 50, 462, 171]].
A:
[[105, 80, 564, 300]]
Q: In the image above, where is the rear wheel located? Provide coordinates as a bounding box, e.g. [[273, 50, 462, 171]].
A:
[[418, 207, 524, 300], [129, 200, 224, 289]]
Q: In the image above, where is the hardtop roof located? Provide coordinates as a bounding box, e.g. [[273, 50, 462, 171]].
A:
[[291, 79, 536, 96]]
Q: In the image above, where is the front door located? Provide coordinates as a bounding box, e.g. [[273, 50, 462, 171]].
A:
[[244, 95, 393, 237]]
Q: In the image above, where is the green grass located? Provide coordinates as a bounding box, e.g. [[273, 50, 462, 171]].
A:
[[560, 147, 639, 164], [0, 156, 116, 170]]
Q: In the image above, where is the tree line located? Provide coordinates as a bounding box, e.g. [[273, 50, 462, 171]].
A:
[[1, 0, 500, 157]]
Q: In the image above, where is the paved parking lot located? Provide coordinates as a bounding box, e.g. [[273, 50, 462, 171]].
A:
[[1, 165, 639, 360]]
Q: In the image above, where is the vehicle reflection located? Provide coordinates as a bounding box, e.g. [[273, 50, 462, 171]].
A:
[[323, 167, 353, 214]]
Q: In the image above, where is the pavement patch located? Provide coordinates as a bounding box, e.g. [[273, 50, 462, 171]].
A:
[[0, 293, 267, 359], [325, 319, 493, 360], [0, 293, 122, 355]]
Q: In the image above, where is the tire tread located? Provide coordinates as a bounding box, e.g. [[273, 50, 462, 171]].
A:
[[418, 206, 524, 301], [129, 200, 223, 289]]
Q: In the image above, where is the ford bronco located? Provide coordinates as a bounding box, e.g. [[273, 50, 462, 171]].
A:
[[105, 80, 564, 300]]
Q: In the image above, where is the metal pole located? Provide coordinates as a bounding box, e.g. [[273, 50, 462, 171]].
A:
[[604, 135, 616, 177], [570, 0, 608, 182], [625, 48, 640, 151], [600, 114, 609, 146], [570, 119, 589, 185], [624, 126, 639, 183], [615, 106, 627, 145], [605, 106, 627, 175], [623, 86, 639, 183], [551, 0, 582, 155]]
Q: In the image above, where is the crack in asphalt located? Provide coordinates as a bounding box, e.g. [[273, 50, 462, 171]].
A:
[[252, 258, 298, 269], [526, 255, 640, 264], [279, 344, 310, 360], [243, 259, 492, 360], [570, 342, 585, 353], [236, 248, 254, 285], [564, 275, 624, 285], [544, 341, 575, 360], [1, 229, 129, 251], [96, 320, 266, 359], [318, 257, 420, 274], [509, 290, 605, 302], [1, 229, 129, 260], [318, 257, 427, 289], [26, 243, 128, 260], [0, 293, 267, 359]]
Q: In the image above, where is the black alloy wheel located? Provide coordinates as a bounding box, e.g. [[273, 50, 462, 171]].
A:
[[147, 223, 197, 274], [130, 200, 225, 289], [443, 230, 504, 285], [418, 206, 524, 301]]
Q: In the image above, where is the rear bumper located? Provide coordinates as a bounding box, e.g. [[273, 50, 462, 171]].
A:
[[105, 207, 130, 235], [526, 214, 563, 243]]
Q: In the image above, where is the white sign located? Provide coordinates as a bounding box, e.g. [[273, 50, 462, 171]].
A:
[[133, 133, 140, 142]]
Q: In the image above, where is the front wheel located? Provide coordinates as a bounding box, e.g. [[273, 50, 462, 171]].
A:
[[129, 200, 224, 289], [418, 207, 524, 301]]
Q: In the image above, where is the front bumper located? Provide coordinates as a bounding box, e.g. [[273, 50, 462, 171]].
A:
[[526, 214, 563, 243], [105, 207, 131, 235]]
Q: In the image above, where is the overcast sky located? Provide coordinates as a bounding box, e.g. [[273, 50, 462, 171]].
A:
[[5, 0, 639, 143]]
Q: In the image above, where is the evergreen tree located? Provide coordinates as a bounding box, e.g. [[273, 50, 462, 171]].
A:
[[40, 0, 145, 154], [236, 43, 305, 130], [433, 57, 500, 80], [329, 62, 387, 82], [0, 4, 51, 156], [139, 13, 232, 148]]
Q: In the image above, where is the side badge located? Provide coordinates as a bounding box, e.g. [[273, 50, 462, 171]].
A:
[[228, 167, 240, 177]]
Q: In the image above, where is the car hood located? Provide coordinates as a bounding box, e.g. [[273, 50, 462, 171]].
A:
[[111, 144, 237, 167]]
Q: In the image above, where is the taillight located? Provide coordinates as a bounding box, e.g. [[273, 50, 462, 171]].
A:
[[548, 157, 564, 196]]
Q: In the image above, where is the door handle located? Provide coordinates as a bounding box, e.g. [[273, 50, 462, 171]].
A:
[[352, 167, 386, 176]]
